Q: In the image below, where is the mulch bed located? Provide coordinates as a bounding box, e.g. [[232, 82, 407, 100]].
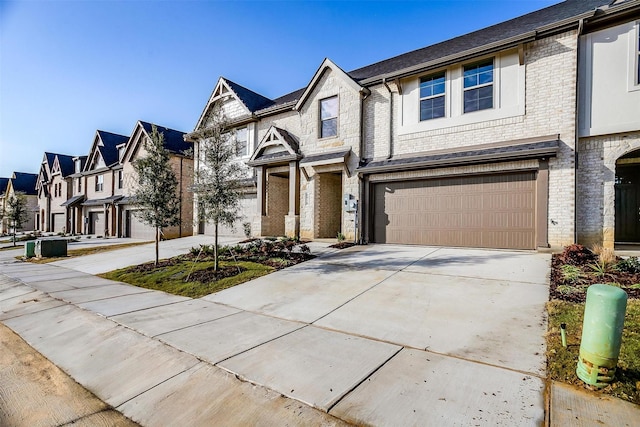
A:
[[187, 265, 246, 282], [550, 253, 640, 303]]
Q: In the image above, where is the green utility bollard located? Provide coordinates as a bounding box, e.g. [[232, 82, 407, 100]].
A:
[[24, 241, 35, 258], [576, 284, 627, 388]]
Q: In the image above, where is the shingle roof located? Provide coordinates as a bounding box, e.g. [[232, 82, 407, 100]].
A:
[[97, 130, 128, 166], [0, 177, 9, 195], [44, 152, 56, 169], [225, 79, 275, 112], [258, 0, 612, 112], [56, 154, 76, 177], [139, 121, 189, 155], [11, 172, 38, 195]]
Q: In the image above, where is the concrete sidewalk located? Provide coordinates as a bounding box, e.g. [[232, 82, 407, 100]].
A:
[[1, 243, 638, 425]]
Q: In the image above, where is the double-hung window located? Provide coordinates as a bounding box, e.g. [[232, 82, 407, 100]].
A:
[[419, 72, 446, 121], [463, 59, 494, 113], [236, 127, 248, 157], [118, 170, 123, 189], [320, 96, 338, 138], [77, 178, 82, 193], [95, 175, 103, 192]]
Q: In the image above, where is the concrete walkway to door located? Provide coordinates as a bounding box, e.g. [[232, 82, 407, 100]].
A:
[[1, 242, 559, 425]]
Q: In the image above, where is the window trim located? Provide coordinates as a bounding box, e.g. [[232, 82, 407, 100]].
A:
[[462, 58, 495, 114], [95, 175, 104, 192], [117, 170, 123, 189], [319, 95, 339, 139], [419, 71, 446, 121], [235, 127, 249, 157]]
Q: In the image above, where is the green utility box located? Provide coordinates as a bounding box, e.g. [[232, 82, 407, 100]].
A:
[[24, 241, 36, 258], [35, 238, 68, 258], [576, 284, 628, 388]]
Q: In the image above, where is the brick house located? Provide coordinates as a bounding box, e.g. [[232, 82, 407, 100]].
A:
[[189, 0, 637, 250], [35, 152, 76, 233], [577, 0, 640, 249], [3, 172, 38, 232], [117, 121, 194, 240]]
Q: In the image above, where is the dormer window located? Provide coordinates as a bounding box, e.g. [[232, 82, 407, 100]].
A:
[[463, 59, 494, 113], [320, 96, 338, 138], [420, 72, 446, 121]]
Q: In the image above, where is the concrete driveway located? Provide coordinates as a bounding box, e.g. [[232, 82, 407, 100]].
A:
[[1, 242, 551, 426]]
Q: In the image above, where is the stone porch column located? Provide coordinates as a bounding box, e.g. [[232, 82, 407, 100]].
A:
[[285, 160, 300, 238]]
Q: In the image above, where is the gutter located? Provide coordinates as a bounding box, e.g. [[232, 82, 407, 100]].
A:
[[358, 87, 371, 245], [574, 17, 586, 245], [382, 78, 394, 159]]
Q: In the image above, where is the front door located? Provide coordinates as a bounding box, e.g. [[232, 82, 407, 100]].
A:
[[615, 165, 640, 243]]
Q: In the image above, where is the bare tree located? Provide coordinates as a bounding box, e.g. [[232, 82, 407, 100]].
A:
[[132, 125, 181, 266], [6, 192, 28, 246], [190, 105, 246, 271]]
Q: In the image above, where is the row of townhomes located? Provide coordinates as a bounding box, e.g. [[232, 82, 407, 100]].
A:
[[1, 121, 194, 239], [3, 0, 639, 252], [183, 0, 640, 251], [0, 172, 38, 234]]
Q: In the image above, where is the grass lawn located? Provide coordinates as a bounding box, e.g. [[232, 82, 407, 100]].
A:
[[547, 300, 640, 404], [100, 258, 274, 298], [23, 241, 152, 263]]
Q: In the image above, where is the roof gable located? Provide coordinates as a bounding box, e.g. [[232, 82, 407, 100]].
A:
[[122, 121, 189, 163], [194, 77, 274, 131], [248, 126, 302, 166], [0, 177, 9, 195], [294, 58, 365, 111], [10, 172, 38, 195], [84, 130, 128, 172]]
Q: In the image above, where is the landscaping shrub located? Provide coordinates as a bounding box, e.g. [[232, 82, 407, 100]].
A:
[[616, 256, 640, 274]]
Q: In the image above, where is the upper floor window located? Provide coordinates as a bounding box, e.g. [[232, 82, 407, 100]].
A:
[[95, 175, 104, 192], [320, 96, 338, 138], [77, 178, 82, 193], [420, 72, 446, 121], [236, 127, 248, 157], [637, 27, 640, 85], [463, 59, 494, 113], [54, 184, 58, 197], [117, 170, 123, 189]]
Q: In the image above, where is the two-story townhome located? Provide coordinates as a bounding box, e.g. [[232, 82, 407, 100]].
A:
[[190, 0, 625, 251], [64, 155, 88, 234], [4, 172, 38, 232], [0, 177, 10, 234], [117, 121, 194, 239], [577, 0, 640, 249], [36, 152, 76, 233], [79, 130, 129, 236]]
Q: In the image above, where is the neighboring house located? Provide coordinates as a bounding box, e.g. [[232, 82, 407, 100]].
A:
[[65, 155, 88, 234], [577, 0, 640, 248], [118, 121, 193, 239], [4, 172, 38, 232], [78, 130, 129, 236], [0, 177, 10, 234], [188, 0, 634, 250], [36, 152, 76, 233]]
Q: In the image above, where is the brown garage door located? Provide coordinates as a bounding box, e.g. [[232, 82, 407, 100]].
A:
[[373, 172, 536, 249]]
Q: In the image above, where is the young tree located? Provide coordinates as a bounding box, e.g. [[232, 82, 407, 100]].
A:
[[191, 105, 245, 271], [6, 192, 28, 246], [132, 125, 181, 266]]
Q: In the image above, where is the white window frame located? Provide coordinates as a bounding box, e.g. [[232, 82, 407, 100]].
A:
[[463, 58, 494, 113], [319, 95, 338, 139], [419, 71, 446, 121], [235, 127, 248, 157], [95, 175, 104, 192], [118, 170, 123, 189]]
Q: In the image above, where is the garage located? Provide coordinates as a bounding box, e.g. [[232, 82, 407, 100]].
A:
[[205, 193, 257, 237], [51, 213, 65, 233], [126, 210, 156, 240], [372, 172, 536, 249], [89, 211, 105, 235]]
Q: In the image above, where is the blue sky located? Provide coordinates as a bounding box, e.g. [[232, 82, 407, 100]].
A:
[[0, 0, 559, 177]]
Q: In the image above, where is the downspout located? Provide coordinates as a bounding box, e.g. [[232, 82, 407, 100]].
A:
[[358, 88, 371, 244], [574, 18, 585, 245], [382, 77, 394, 159]]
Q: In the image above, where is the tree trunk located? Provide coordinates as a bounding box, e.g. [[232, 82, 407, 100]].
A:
[[214, 221, 219, 272], [155, 227, 160, 267]]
